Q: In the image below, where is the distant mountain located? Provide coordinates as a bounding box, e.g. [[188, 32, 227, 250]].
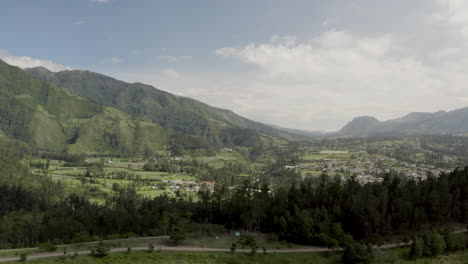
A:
[[269, 124, 325, 137], [337, 116, 380, 137], [337, 108, 468, 137], [25, 67, 305, 145], [0, 59, 169, 154]]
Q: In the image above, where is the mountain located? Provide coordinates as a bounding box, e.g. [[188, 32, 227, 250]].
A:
[[0, 59, 169, 154], [269, 124, 325, 137], [337, 108, 468, 137], [25, 67, 304, 145], [337, 116, 380, 137]]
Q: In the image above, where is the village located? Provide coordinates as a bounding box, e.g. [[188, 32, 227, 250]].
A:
[[288, 138, 454, 184]]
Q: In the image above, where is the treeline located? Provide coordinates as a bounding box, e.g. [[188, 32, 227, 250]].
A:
[[0, 148, 466, 249], [409, 228, 466, 259], [143, 159, 247, 184]]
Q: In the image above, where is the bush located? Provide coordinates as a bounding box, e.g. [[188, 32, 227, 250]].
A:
[[341, 241, 374, 264], [411, 229, 465, 260], [422, 231, 446, 257], [19, 253, 27, 262], [38, 242, 58, 252], [409, 236, 424, 259], [230, 243, 237, 254], [238, 235, 258, 256], [90, 243, 109, 258], [73, 231, 91, 243], [169, 229, 187, 245]]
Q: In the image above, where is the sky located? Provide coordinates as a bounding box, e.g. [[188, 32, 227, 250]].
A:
[[2, 0, 468, 131]]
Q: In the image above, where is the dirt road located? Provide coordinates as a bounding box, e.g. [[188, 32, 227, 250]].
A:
[[0, 229, 464, 263]]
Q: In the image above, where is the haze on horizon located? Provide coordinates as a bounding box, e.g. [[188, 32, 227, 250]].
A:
[[2, 0, 468, 131]]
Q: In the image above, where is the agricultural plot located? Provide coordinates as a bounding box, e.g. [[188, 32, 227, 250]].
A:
[[31, 154, 237, 202]]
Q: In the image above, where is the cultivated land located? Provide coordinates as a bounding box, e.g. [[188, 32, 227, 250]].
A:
[[25, 135, 468, 203]]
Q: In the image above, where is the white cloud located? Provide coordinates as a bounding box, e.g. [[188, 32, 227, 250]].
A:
[[90, 0, 468, 131], [91, 0, 111, 3], [213, 29, 468, 130], [0, 49, 71, 72], [110, 57, 123, 64], [434, 0, 468, 43]]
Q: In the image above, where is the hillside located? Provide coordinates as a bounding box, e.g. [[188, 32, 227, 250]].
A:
[[25, 67, 304, 145], [337, 108, 468, 137], [337, 116, 380, 137], [0, 59, 169, 155]]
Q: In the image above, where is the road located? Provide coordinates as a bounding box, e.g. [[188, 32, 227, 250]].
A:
[[0, 245, 335, 262], [0, 229, 465, 263]]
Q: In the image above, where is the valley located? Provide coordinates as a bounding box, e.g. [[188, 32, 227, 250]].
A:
[[0, 52, 467, 264]]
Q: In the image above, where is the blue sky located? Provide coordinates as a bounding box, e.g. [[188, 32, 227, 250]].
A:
[[3, 0, 330, 69], [2, 0, 468, 130]]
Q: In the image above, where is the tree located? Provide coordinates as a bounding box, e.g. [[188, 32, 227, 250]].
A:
[[90, 243, 109, 258], [39, 242, 57, 252], [148, 243, 155, 253], [19, 253, 27, 262], [409, 236, 423, 259], [237, 234, 258, 255], [441, 228, 458, 252], [341, 241, 374, 264], [422, 231, 446, 257], [170, 144, 184, 157], [230, 243, 237, 254]]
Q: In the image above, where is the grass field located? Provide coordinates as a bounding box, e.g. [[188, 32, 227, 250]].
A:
[[8, 249, 467, 264]]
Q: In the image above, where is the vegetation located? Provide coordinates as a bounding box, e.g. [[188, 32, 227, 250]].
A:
[[2, 249, 468, 264], [0, 59, 169, 155], [409, 228, 466, 259], [337, 109, 468, 137], [0, 143, 466, 251], [25, 66, 303, 146], [0, 59, 467, 263]]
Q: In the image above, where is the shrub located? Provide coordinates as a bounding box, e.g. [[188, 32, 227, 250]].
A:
[[409, 236, 423, 259], [90, 243, 109, 258], [38, 242, 58, 252], [341, 241, 374, 264], [422, 231, 446, 257], [230, 243, 237, 254], [19, 253, 27, 262]]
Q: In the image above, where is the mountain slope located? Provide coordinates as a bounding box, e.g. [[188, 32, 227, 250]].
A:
[[338, 116, 380, 137], [337, 108, 468, 137], [0, 59, 169, 154], [25, 67, 304, 145]]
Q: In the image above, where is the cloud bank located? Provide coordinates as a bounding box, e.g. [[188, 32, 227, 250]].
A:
[[0, 49, 71, 72]]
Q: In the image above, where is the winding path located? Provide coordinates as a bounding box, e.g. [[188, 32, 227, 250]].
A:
[[0, 229, 465, 263]]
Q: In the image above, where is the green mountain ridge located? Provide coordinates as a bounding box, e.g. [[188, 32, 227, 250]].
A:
[[25, 66, 305, 145], [337, 108, 468, 137], [0, 59, 169, 155]]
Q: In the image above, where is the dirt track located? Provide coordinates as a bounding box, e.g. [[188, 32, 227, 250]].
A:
[[0, 229, 465, 262]]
